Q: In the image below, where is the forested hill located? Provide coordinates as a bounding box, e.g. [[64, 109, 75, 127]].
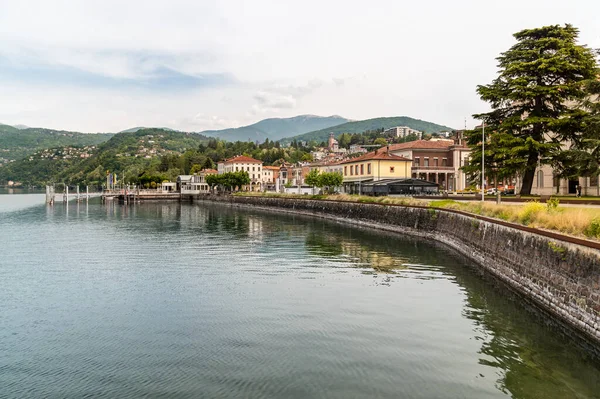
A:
[[201, 115, 350, 142], [280, 116, 454, 144], [0, 124, 113, 162], [0, 128, 209, 186]]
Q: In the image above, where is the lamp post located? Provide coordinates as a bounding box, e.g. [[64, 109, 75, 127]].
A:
[[481, 122, 485, 202]]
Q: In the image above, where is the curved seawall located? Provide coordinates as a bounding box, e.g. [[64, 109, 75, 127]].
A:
[[197, 195, 600, 349]]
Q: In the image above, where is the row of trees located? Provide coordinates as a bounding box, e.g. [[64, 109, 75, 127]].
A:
[[464, 24, 600, 195], [205, 171, 251, 192], [304, 170, 344, 194]]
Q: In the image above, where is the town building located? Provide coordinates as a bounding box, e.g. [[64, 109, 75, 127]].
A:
[[310, 161, 344, 176], [328, 133, 339, 152], [340, 147, 412, 194], [178, 169, 218, 194], [349, 144, 368, 154], [217, 155, 263, 191], [523, 165, 600, 197], [387, 135, 471, 192], [383, 126, 423, 139], [262, 166, 280, 191]]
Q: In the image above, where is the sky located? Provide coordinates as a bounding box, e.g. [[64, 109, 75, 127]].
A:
[[0, 0, 599, 133]]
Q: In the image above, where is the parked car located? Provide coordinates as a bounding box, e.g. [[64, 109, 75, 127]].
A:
[[486, 188, 498, 195]]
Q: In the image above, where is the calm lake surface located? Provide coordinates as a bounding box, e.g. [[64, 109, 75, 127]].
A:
[[1, 193, 600, 398]]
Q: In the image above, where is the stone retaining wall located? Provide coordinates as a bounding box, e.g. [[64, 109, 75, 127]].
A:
[[196, 194, 600, 348]]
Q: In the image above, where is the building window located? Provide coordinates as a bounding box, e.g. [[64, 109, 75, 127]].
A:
[[253, 166, 255, 171], [367, 163, 371, 174], [350, 166, 353, 176], [442, 158, 447, 166], [236, 166, 239, 171], [355, 165, 359, 175], [414, 157, 420, 166], [433, 158, 438, 167], [390, 166, 395, 173], [424, 158, 429, 167], [537, 170, 544, 188], [591, 176, 598, 187], [344, 166, 347, 176], [360, 164, 364, 175]]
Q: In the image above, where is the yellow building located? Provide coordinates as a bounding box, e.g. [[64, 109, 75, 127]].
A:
[[340, 148, 412, 193]]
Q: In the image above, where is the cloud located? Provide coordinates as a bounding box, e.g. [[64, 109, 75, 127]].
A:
[[1, 0, 599, 131], [249, 79, 326, 114], [187, 113, 240, 131], [0, 49, 234, 91], [251, 91, 296, 114]]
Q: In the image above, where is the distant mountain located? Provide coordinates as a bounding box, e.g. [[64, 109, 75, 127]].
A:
[[0, 128, 209, 186], [281, 116, 455, 144], [200, 115, 351, 142], [0, 124, 113, 163]]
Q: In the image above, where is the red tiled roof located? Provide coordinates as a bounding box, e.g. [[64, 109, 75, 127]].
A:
[[202, 169, 218, 174], [263, 166, 280, 170], [388, 140, 456, 151], [223, 155, 262, 164], [340, 149, 412, 164]]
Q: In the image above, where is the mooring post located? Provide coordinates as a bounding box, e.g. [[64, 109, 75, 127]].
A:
[[86, 186, 89, 202], [63, 185, 68, 203], [76, 186, 80, 202], [46, 185, 52, 204]]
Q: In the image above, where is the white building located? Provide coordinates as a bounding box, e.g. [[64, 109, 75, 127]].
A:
[[383, 126, 423, 139], [217, 155, 263, 191], [523, 165, 600, 196]]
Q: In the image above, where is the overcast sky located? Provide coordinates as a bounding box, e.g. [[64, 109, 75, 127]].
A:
[[0, 0, 599, 133]]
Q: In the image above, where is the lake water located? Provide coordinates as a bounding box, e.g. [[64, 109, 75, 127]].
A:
[[1, 193, 600, 398]]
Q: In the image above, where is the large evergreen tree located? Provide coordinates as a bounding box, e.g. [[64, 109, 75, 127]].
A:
[[467, 24, 598, 195]]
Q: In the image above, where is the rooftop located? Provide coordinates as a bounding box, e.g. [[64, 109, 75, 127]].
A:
[[388, 139, 457, 151], [340, 148, 412, 164], [221, 155, 262, 164]]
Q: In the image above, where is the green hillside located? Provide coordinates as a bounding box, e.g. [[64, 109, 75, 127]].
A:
[[201, 115, 350, 142], [0, 124, 113, 163], [280, 116, 454, 144], [119, 126, 178, 133], [0, 128, 209, 186]]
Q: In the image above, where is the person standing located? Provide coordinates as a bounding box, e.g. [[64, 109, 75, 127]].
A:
[[577, 184, 582, 197]]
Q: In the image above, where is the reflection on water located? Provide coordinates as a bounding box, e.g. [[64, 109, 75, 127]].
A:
[[1, 197, 599, 398]]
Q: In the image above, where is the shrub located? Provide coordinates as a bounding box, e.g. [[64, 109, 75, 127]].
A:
[[546, 197, 560, 212], [585, 218, 600, 238], [518, 201, 545, 225]]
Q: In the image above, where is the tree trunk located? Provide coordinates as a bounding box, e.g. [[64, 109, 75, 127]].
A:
[[519, 152, 538, 195]]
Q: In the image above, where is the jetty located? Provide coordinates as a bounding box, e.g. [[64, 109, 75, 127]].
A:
[[45, 185, 102, 204]]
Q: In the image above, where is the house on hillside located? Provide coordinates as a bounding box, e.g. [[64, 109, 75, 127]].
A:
[[383, 126, 423, 139]]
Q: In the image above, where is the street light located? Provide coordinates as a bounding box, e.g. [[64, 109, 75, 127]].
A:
[[481, 121, 485, 202]]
